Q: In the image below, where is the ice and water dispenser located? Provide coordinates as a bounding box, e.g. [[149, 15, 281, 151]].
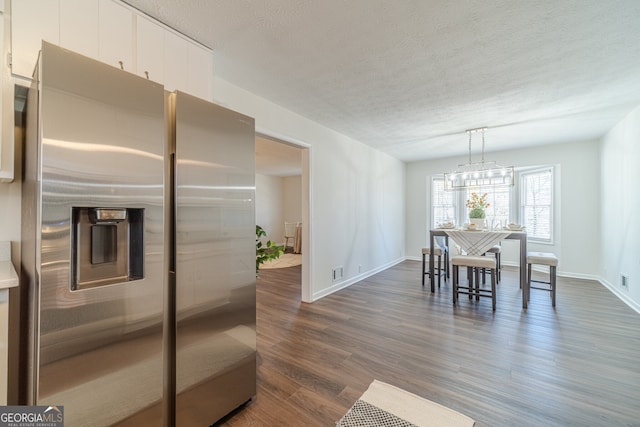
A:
[[71, 207, 144, 290]]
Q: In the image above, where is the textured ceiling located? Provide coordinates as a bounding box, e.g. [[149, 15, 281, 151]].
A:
[[124, 0, 640, 162]]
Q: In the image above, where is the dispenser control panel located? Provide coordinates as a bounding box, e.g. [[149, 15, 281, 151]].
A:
[[70, 207, 144, 290]]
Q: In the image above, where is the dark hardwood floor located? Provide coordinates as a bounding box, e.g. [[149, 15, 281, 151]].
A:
[[221, 261, 640, 426]]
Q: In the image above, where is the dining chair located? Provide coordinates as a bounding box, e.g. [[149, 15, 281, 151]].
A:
[[482, 244, 502, 284], [436, 236, 450, 279], [421, 245, 446, 288], [452, 255, 497, 310], [284, 221, 298, 252], [527, 252, 558, 307]]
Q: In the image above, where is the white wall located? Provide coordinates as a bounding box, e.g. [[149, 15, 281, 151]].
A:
[[601, 105, 640, 311], [406, 140, 602, 278], [283, 176, 302, 225], [255, 173, 285, 244], [255, 174, 302, 249], [212, 77, 406, 300]]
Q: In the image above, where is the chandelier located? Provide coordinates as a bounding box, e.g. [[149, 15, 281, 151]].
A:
[[444, 127, 514, 191]]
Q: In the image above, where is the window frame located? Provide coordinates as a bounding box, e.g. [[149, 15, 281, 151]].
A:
[[430, 176, 458, 228], [519, 166, 554, 244]]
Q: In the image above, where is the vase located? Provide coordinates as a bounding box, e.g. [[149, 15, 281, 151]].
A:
[[468, 217, 485, 229]]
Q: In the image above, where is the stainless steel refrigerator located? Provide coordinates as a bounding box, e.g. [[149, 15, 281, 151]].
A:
[[20, 41, 256, 426]]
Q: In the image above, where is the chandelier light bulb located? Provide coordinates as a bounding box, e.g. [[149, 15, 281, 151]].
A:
[[442, 128, 514, 191]]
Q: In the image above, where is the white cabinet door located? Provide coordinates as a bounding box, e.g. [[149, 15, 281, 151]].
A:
[[141, 21, 213, 99], [98, 0, 133, 71], [60, 0, 99, 59], [11, 0, 60, 78], [187, 43, 213, 101], [136, 14, 164, 82], [11, 0, 212, 98], [163, 30, 188, 93], [0, 7, 13, 182]]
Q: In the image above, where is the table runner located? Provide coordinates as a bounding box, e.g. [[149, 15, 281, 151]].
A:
[[445, 230, 511, 256]]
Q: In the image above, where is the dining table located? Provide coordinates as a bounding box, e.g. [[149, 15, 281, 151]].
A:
[[428, 228, 529, 309]]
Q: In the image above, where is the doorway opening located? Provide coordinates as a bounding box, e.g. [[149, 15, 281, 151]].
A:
[[255, 133, 311, 302]]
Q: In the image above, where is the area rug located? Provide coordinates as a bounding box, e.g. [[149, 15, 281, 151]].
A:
[[337, 380, 475, 427], [260, 253, 302, 269]]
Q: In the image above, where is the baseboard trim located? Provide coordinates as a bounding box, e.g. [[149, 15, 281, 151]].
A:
[[311, 257, 405, 301], [597, 277, 640, 314]]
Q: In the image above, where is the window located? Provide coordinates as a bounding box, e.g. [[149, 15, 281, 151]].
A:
[[431, 177, 511, 228], [520, 168, 553, 242], [465, 186, 511, 229], [431, 177, 456, 228], [429, 166, 555, 242]]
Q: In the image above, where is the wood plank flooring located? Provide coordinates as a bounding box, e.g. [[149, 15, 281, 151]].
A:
[[220, 261, 640, 427]]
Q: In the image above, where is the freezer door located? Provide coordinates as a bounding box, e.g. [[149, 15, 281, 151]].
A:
[[25, 42, 166, 426], [173, 92, 256, 425]]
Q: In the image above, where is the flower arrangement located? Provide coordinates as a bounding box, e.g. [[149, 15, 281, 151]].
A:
[[466, 192, 490, 219]]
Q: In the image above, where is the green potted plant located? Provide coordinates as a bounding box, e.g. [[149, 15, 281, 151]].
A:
[[256, 225, 284, 276], [466, 192, 489, 228]]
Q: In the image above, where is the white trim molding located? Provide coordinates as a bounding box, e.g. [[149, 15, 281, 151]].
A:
[[311, 257, 405, 301], [598, 277, 640, 314]]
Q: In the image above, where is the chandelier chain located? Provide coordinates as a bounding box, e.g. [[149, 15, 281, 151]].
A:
[[481, 129, 485, 163]]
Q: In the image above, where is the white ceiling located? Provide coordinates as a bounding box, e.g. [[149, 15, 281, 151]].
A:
[[255, 135, 302, 176], [125, 0, 640, 163]]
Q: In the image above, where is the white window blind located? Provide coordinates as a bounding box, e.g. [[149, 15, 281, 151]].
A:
[[520, 168, 553, 242], [431, 177, 456, 227]]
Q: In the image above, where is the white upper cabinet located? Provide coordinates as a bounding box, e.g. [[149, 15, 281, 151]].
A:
[[163, 30, 188, 93], [135, 14, 164, 82], [60, 0, 99, 59], [98, 0, 133, 71], [11, 0, 60, 78], [140, 16, 213, 101], [0, 3, 13, 182], [10, 0, 212, 100], [187, 42, 213, 101]]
